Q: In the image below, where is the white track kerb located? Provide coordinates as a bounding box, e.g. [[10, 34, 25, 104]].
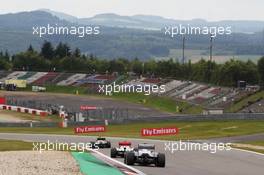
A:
[[0, 104, 48, 116], [90, 149, 146, 175]]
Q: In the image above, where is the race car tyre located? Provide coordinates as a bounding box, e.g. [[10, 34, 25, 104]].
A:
[[90, 142, 96, 149], [106, 141, 111, 148], [156, 153, 165, 167], [125, 152, 135, 165], [111, 148, 117, 158]]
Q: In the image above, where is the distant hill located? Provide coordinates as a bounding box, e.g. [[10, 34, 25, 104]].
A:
[[39, 8, 79, 23], [0, 11, 68, 28], [0, 10, 263, 59], [39, 9, 264, 33]]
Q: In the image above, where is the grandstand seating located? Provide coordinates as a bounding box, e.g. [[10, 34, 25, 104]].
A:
[[0, 71, 27, 81], [169, 83, 197, 98], [27, 72, 47, 84], [18, 72, 36, 80], [57, 73, 87, 86], [51, 73, 74, 84], [0, 71, 12, 80], [32, 72, 60, 85], [186, 85, 208, 99], [161, 80, 186, 96], [141, 78, 161, 84]]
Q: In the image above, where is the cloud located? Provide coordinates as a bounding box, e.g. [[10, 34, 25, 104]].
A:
[[1, 0, 264, 21]]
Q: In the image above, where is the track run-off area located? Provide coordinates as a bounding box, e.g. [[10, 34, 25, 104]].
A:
[[0, 133, 263, 175]]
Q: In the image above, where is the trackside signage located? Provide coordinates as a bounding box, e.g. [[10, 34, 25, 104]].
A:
[[0, 97, 6, 104], [74, 125, 106, 134], [141, 127, 179, 136], [80, 105, 97, 110]]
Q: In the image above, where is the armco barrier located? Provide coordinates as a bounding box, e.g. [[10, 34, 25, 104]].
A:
[[0, 113, 263, 127], [116, 113, 264, 124], [0, 122, 31, 127], [0, 121, 105, 128], [0, 104, 48, 116], [0, 122, 58, 127], [67, 121, 105, 127]]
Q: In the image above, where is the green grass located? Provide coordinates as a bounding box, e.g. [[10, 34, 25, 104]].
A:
[[1, 120, 264, 141], [233, 146, 264, 154], [232, 140, 264, 154], [0, 139, 33, 151], [110, 93, 203, 114], [226, 91, 264, 113], [21, 85, 88, 95], [17, 85, 203, 114], [240, 140, 264, 147]]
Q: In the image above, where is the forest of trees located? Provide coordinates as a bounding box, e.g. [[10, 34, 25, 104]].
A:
[[0, 41, 264, 88]]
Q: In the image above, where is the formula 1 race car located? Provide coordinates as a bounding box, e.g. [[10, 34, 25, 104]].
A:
[[110, 141, 134, 158], [124, 143, 165, 167], [90, 137, 111, 148]]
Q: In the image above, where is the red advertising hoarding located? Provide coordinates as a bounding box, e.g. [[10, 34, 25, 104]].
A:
[[74, 125, 106, 134], [141, 127, 179, 136], [80, 105, 97, 110], [0, 97, 6, 104]]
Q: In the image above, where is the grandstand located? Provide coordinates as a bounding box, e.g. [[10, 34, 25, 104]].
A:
[[0, 71, 27, 81], [0, 71, 260, 111], [57, 73, 87, 86], [26, 72, 48, 84], [32, 72, 60, 86]]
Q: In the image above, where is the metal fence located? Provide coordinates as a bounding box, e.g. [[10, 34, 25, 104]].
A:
[[5, 96, 140, 122]]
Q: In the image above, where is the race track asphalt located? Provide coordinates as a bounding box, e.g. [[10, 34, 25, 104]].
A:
[[0, 133, 263, 175]]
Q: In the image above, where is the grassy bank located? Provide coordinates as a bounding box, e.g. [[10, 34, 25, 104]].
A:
[[233, 146, 264, 154], [21, 85, 88, 95], [241, 140, 264, 146], [232, 140, 264, 154], [1, 120, 264, 141], [17, 85, 203, 114], [110, 93, 203, 114], [226, 91, 264, 113], [0, 140, 33, 151]]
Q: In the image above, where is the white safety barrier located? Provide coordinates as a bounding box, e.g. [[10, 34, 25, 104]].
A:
[[0, 104, 49, 117]]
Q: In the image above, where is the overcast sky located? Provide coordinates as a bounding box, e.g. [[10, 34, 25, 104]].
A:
[[0, 0, 264, 21]]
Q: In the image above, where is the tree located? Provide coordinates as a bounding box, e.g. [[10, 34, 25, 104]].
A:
[[13, 51, 49, 71], [27, 44, 34, 52], [0, 59, 12, 70], [55, 42, 71, 58], [3, 50, 10, 61], [145, 60, 157, 75], [131, 58, 143, 75], [41, 41, 54, 60], [109, 59, 125, 73], [73, 48, 81, 57], [258, 56, 264, 88]]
